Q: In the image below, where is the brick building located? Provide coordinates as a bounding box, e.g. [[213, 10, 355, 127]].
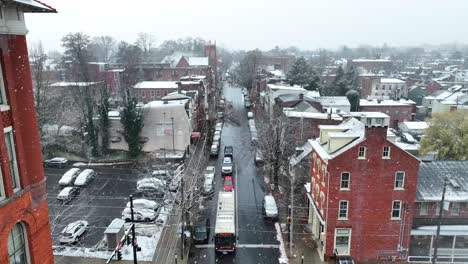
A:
[[348, 59, 394, 74], [306, 113, 419, 262], [362, 77, 408, 100], [0, 1, 55, 263], [359, 99, 416, 129]]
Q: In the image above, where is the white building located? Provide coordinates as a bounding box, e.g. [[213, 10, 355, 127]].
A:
[[370, 78, 407, 99]]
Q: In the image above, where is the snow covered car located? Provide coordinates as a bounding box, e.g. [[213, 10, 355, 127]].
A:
[[214, 130, 221, 138], [401, 132, 417, 144], [74, 169, 95, 186], [204, 166, 215, 180], [222, 157, 234, 176], [210, 144, 219, 157], [215, 122, 223, 132], [213, 134, 221, 143], [57, 187, 80, 204], [121, 208, 157, 222], [44, 157, 68, 168], [137, 178, 166, 192], [59, 168, 80, 186], [59, 220, 88, 244], [126, 199, 159, 211], [193, 218, 210, 244]]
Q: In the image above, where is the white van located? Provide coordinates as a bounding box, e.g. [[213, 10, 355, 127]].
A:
[[263, 195, 278, 220]]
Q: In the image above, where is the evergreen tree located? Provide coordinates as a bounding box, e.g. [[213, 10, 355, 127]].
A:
[[121, 98, 144, 158], [286, 57, 320, 91], [98, 86, 110, 154], [346, 89, 360, 112]]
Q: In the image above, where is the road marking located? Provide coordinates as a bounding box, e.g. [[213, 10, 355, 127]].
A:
[[194, 244, 280, 249]]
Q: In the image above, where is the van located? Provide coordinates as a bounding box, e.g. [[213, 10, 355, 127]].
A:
[[263, 195, 278, 220]]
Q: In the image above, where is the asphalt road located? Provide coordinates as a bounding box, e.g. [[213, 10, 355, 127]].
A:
[[189, 83, 280, 264], [45, 166, 153, 248]]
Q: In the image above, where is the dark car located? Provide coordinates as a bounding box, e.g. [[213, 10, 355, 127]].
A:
[[224, 146, 233, 159], [45, 157, 68, 168], [193, 218, 210, 244], [336, 256, 355, 264]]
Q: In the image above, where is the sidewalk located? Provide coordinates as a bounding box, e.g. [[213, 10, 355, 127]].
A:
[[286, 232, 332, 264]]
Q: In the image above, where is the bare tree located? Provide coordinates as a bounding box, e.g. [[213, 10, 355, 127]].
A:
[[90, 36, 116, 62], [135, 32, 155, 60]]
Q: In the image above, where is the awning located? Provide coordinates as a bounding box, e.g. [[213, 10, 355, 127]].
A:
[[411, 225, 468, 236], [191, 132, 201, 138]]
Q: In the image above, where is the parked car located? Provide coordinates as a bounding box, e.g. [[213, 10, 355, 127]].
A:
[[213, 134, 221, 143], [74, 169, 95, 186], [222, 157, 234, 176], [263, 195, 279, 220], [57, 187, 80, 204], [151, 170, 171, 181], [245, 100, 252, 108], [45, 157, 68, 168], [210, 144, 219, 157], [247, 112, 254, 119], [223, 176, 234, 191], [224, 146, 233, 159], [335, 256, 355, 264], [217, 111, 224, 119], [401, 132, 417, 144], [126, 199, 159, 211], [214, 130, 221, 138], [205, 166, 216, 180], [255, 149, 264, 166], [193, 218, 211, 244], [137, 178, 166, 193], [215, 122, 223, 132], [121, 207, 157, 222], [59, 168, 80, 186], [59, 220, 88, 244], [203, 177, 215, 195]]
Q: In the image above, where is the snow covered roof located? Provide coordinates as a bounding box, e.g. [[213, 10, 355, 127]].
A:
[[14, 0, 56, 12], [134, 81, 178, 89], [401, 121, 429, 130], [49, 82, 102, 87], [311, 118, 365, 160], [316, 96, 351, 106], [360, 98, 416, 106], [186, 57, 209, 66], [380, 78, 405, 84], [144, 100, 188, 108], [284, 111, 342, 120], [290, 141, 313, 166], [412, 225, 468, 236], [352, 59, 391, 63], [108, 110, 120, 118], [348, 111, 389, 118], [180, 75, 207, 81], [267, 84, 306, 91], [417, 161, 468, 202]]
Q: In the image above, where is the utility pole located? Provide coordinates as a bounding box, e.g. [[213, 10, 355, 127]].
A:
[[432, 178, 448, 264], [180, 178, 185, 260], [129, 195, 138, 264], [171, 117, 175, 153]]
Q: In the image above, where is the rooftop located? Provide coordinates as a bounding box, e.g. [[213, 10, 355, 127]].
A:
[[348, 111, 390, 118], [316, 96, 351, 106], [49, 81, 102, 87], [401, 121, 429, 130], [134, 81, 178, 89], [14, 0, 56, 12], [417, 161, 468, 202], [360, 98, 416, 106], [380, 78, 405, 84], [352, 59, 392, 63], [267, 83, 306, 91], [284, 111, 342, 120]]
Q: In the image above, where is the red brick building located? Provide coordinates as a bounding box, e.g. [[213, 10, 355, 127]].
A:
[[306, 113, 419, 262], [0, 1, 55, 263], [359, 99, 416, 129]]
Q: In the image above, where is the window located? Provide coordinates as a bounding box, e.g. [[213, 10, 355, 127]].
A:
[[157, 90, 161, 97], [141, 91, 145, 97], [339, 201, 349, 219], [383, 146, 391, 158], [321, 166, 327, 184], [150, 90, 155, 98], [340, 172, 350, 190], [0, 62, 7, 105], [419, 203, 428, 216], [376, 118, 384, 125], [8, 223, 30, 264], [451, 203, 460, 216], [316, 159, 321, 180], [358, 146, 366, 159], [366, 118, 372, 125], [394, 172, 405, 189], [312, 153, 317, 171], [392, 200, 402, 219], [382, 85, 385, 90], [320, 192, 325, 210], [5, 128, 20, 191]]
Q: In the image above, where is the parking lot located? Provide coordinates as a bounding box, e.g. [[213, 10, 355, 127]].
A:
[[45, 165, 156, 248]]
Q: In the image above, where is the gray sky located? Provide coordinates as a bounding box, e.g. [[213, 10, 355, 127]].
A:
[[26, 0, 468, 52]]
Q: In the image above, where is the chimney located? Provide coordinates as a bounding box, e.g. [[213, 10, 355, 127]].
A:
[[299, 93, 304, 100], [176, 81, 182, 94]]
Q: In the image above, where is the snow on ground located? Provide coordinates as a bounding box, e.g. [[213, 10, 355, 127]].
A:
[[275, 222, 289, 264], [73, 161, 133, 166], [53, 223, 162, 261]]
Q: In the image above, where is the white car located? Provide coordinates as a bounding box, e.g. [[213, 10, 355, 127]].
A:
[[137, 178, 166, 192], [57, 187, 80, 204], [222, 157, 234, 175], [59, 168, 80, 186], [214, 130, 221, 137], [204, 166, 215, 181], [126, 199, 158, 211], [74, 169, 95, 186], [121, 208, 156, 222], [213, 134, 221, 143], [215, 123, 223, 131], [59, 220, 88, 244]]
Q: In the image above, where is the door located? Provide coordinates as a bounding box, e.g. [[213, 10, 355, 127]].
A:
[[334, 228, 351, 255]]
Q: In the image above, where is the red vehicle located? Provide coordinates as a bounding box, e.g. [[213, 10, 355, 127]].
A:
[[223, 176, 234, 191]]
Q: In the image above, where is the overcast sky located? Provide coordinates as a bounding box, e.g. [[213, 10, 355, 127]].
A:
[[26, 0, 468, 52]]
